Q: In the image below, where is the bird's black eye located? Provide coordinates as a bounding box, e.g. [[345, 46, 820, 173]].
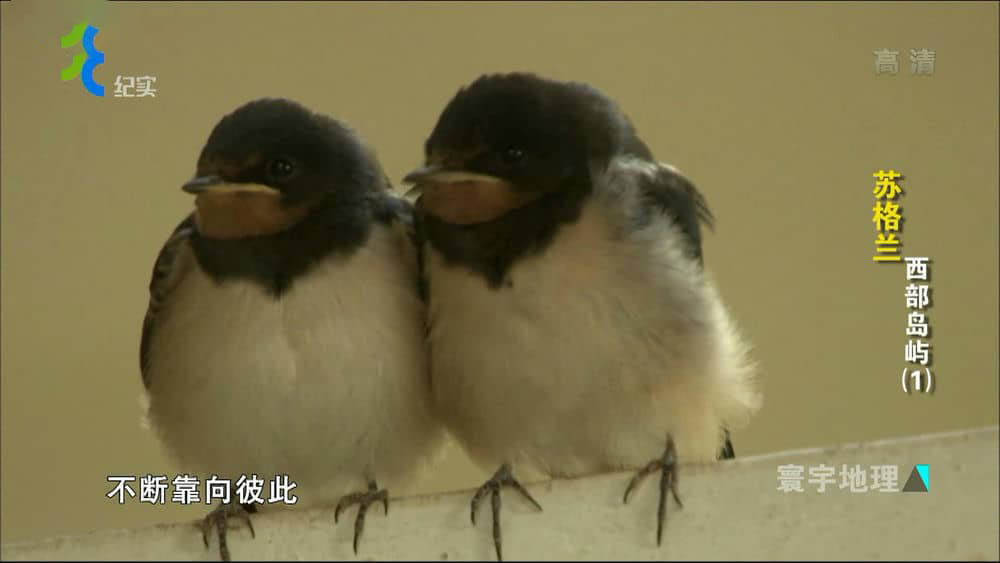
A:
[[267, 158, 295, 181], [501, 147, 525, 165]]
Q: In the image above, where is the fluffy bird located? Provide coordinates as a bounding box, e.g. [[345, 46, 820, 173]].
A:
[[140, 98, 442, 560], [404, 73, 762, 560]]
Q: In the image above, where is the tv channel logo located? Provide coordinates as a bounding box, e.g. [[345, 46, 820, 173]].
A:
[[60, 21, 105, 97], [60, 21, 158, 99]]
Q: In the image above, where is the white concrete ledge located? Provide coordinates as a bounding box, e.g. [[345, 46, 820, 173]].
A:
[[3, 427, 998, 561]]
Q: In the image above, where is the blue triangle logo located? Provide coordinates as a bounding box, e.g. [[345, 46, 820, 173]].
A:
[[916, 464, 930, 490]]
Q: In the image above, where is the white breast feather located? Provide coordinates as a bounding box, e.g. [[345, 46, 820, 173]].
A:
[[143, 223, 443, 506]]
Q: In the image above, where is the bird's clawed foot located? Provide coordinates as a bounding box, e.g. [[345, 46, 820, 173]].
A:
[[623, 435, 683, 546], [201, 501, 256, 561], [471, 463, 543, 561], [334, 479, 389, 555], [719, 429, 735, 460]]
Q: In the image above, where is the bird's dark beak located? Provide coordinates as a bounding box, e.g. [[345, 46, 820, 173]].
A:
[[182, 176, 282, 196], [181, 176, 224, 194], [401, 166, 436, 198], [401, 165, 540, 225], [401, 165, 442, 186], [402, 166, 506, 198]]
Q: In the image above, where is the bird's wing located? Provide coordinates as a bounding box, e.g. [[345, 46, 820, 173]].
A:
[[634, 162, 714, 265], [632, 163, 735, 460], [409, 201, 429, 305], [139, 214, 197, 389], [720, 429, 735, 459]]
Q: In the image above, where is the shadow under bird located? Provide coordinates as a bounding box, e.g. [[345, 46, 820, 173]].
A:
[[140, 98, 443, 561], [404, 73, 762, 561]]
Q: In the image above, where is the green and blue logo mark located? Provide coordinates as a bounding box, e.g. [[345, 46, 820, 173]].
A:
[[60, 21, 105, 97], [902, 464, 929, 493]]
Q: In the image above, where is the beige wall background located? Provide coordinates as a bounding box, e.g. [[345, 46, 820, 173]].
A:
[[1, 1, 997, 545]]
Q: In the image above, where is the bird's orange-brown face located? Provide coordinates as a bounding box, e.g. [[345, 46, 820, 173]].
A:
[[184, 152, 311, 240], [185, 178, 312, 241], [405, 148, 544, 225]]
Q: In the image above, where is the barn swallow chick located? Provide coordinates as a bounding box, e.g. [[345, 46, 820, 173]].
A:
[[140, 98, 443, 560], [404, 73, 762, 560]]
